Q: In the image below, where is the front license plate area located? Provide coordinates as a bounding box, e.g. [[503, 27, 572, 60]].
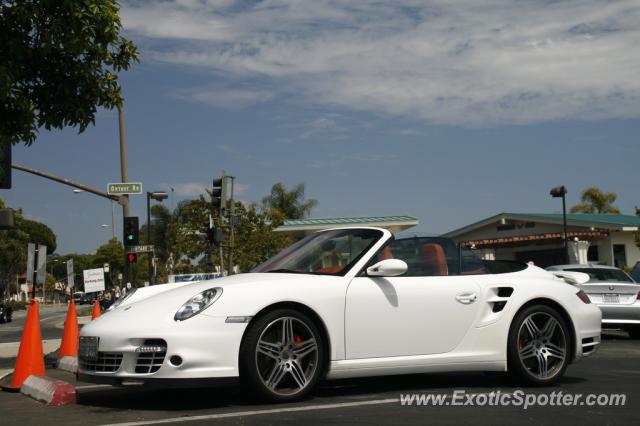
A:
[[603, 294, 619, 304], [79, 336, 99, 361]]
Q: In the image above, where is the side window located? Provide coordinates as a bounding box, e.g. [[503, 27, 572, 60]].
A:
[[372, 237, 459, 277]]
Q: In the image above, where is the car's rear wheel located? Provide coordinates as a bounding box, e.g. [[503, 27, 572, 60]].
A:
[[239, 309, 325, 402], [507, 305, 571, 386]]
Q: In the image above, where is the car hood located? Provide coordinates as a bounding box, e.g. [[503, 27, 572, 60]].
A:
[[98, 273, 333, 322]]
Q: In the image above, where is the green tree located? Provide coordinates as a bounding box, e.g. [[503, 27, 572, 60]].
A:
[[0, 0, 139, 146], [167, 196, 292, 275], [233, 202, 292, 272], [261, 182, 318, 219], [94, 238, 123, 288], [0, 198, 58, 297], [570, 187, 621, 214], [16, 216, 56, 253]]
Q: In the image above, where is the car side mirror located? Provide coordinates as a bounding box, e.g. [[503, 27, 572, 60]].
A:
[[367, 259, 408, 277]]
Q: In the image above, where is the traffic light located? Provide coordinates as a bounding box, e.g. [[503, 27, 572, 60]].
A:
[[211, 176, 228, 217], [127, 253, 138, 264], [207, 227, 224, 246], [0, 142, 10, 190], [123, 216, 139, 246]]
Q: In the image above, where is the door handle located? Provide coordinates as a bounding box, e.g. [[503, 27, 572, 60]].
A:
[[455, 293, 477, 304]]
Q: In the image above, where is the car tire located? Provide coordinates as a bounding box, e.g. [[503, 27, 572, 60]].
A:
[[239, 308, 325, 402], [507, 305, 571, 386]]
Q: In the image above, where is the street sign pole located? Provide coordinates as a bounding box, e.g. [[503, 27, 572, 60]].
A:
[[27, 243, 35, 300], [36, 245, 47, 302]]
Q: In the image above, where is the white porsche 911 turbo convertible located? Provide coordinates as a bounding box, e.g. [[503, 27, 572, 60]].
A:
[[79, 227, 601, 402]]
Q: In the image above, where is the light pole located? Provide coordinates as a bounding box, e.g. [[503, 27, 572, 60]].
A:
[[550, 186, 569, 264], [147, 191, 168, 285]]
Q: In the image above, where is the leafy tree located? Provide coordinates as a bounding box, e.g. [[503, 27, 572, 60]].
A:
[[0, 198, 58, 297], [233, 202, 292, 272], [570, 187, 621, 214], [0, 226, 27, 299], [94, 238, 123, 288], [167, 196, 292, 275], [0, 0, 139, 146], [262, 182, 318, 219], [16, 216, 56, 253]]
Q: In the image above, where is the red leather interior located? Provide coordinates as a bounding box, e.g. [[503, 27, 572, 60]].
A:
[[315, 265, 342, 274], [421, 243, 448, 276]]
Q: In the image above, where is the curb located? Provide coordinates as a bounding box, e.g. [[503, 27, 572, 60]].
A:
[[20, 375, 76, 406], [57, 356, 78, 374]]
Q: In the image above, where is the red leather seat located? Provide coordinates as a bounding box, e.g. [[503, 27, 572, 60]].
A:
[[421, 243, 448, 276]]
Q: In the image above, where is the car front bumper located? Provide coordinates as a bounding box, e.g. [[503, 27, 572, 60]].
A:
[[77, 309, 247, 384]]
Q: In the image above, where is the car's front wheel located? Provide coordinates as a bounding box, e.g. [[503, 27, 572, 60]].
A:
[[507, 305, 571, 386], [239, 309, 325, 402]]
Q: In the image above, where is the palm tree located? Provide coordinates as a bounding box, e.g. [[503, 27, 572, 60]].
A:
[[262, 182, 318, 219], [570, 187, 621, 214]]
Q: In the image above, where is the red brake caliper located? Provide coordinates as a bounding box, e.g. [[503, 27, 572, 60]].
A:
[[294, 336, 303, 361]]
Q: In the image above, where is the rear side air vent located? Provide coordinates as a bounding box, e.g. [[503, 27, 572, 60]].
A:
[[497, 287, 514, 297], [488, 287, 514, 313]]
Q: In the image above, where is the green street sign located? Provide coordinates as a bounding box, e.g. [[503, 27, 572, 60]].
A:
[[107, 182, 143, 195]]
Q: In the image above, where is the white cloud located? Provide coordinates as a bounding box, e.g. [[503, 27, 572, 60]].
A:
[[122, 0, 640, 125], [175, 87, 274, 109]]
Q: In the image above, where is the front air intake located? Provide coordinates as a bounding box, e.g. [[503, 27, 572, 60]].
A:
[[135, 339, 167, 374]]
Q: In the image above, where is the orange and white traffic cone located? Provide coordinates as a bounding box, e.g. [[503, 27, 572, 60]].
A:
[[57, 300, 79, 373], [59, 300, 78, 358], [91, 300, 101, 320], [9, 300, 45, 389]]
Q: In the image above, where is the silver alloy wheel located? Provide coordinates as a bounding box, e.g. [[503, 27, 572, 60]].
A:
[[255, 316, 319, 396], [517, 312, 567, 380]]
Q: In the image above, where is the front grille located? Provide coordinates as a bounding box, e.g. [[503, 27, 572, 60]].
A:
[[135, 339, 167, 374], [79, 352, 123, 372]]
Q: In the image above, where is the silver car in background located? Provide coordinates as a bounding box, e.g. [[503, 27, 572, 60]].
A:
[[547, 264, 640, 338]]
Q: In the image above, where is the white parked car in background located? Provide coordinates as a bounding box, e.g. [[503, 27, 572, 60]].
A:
[[547, 264, 640, 338], [79, 228, 601, 402]]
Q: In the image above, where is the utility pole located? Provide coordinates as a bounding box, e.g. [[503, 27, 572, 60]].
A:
[[227, 176, 235, 275], [119, 105, 131, 284]]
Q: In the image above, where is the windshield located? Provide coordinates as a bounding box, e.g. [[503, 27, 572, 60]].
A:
[[566, 268, 633, 283], [253, 228, 384, 276]]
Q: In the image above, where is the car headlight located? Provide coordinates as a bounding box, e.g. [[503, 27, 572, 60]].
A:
[[107, 287, 137, 311], [174, 287, 223, 321]]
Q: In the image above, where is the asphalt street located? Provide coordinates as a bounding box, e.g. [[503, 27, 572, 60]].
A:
[[0, 330, 637, 426]]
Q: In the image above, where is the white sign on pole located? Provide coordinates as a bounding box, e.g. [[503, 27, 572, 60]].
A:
[[26, 243, 36, 285], [36, 245, 47, 285], [66, 259, 74, 289], [83, 268, 106, 293]]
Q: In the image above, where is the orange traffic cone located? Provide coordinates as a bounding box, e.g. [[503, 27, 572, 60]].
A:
[[58, 300, 78, 358], [10, 300, 45, 389], [91, 300, 101, 320]]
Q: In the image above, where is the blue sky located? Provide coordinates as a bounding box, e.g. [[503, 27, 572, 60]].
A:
[[3, 0, 640, 254]]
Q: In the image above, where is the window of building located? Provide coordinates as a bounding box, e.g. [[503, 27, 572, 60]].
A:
[[613, 244, 627, 269]]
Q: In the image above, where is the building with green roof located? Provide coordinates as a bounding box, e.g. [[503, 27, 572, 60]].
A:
[[274, 215, 419, 238], [443, 213, 640, 268]]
